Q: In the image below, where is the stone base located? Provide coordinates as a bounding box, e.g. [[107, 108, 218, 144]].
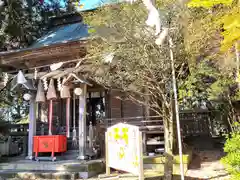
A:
[[0, 159, 105, 179], [143, 150, 193, 175]]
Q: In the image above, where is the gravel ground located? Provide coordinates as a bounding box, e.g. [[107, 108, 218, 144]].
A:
[[92, 150, 230, 180], [185, 150, 230, 180], [3, 150, 230, 180]]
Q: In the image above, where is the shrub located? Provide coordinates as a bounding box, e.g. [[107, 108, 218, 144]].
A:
[[221, 122, 240, 180]]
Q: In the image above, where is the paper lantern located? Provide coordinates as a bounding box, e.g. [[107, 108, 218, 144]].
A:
[[23, 93, 32, 101], [74, 88, 82, 96], [46, 79, 57, 100], [60, 78, 71, 99], [36, 80, 46, 102]]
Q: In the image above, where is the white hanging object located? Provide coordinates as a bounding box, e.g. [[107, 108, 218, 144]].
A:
[[34, 68, 38, 80], [23, 93, 32, 101], [3, 73, 8, 87], [11, 72, 35, 90], [125, 0, 137, 4], [50, 62, 63, 71], [89, 121, 94, 150], [103, 52, 114, 63], [46, 79, 57, 100], [0, 0, 4, 7], [17, 70, 27, 84], [36, 80, 46, 103], [126, 0, 162, 36], [60, 77, 71, 99], [74, 88, 82, 96], [57, 77, 62, 91], [43, 77, 48, 91], [155, 28, 168, 45], [143, 0, 161, 35]]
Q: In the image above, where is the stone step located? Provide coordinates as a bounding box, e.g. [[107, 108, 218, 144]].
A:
[[0, 170, 163, 180], [0, 170, 104, 179], [142, 152, 193, 175], [97, 170, 163, 180], [0, 170, 78, 180], [143, 163, 189, 175], [143, 153, 192, 164], [0, 150, 193, 179], [0, 160, 105, 179]]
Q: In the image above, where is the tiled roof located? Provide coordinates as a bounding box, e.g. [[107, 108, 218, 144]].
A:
[[30, 22, 89, 49], [0, 22, 89, 55], [0, 0, 125, 55]]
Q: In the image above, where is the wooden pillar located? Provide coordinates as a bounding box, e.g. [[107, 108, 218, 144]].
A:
[[26, 95, 37, 160], [144, 87, 150, 119], [105, 90, 111, 127], [77, 84, 88, 160]]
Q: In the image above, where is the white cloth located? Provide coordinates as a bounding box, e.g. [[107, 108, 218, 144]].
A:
[[125, 0, 137, 4], [126, 0, 161, 35], [155, 28, 168, 45]]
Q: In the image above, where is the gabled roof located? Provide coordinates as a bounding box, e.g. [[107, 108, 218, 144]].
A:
[[0, 22, 89, 56], [30, 22, 89, 49]]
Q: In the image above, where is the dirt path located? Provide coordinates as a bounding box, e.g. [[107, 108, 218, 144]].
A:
[[185, 150, 230, 180], [92, 150, 230, 180]]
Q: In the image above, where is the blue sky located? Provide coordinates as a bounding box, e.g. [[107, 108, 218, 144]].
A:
[[75, 0, 123, 11], [46, 0, 123, 11]]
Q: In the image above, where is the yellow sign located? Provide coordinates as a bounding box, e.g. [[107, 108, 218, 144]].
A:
[[106, 123, 143, 176]]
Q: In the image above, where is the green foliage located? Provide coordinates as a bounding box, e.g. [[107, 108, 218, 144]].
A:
[[83, 0, 240, 111], [219, 7, 240, 51], [0, 0, 67, 122], [184, 13, 221, 60], [0, 85, 29, 122], [0, 0, 64, 50], [221, 122, 240, 180], [188, 0, 233, 8], [178, 61, 215, 108], [185, 1, 240, 108], [83, 2, 187, 118], [187, 0, 240, 52]]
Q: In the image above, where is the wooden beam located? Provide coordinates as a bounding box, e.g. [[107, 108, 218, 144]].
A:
[[23, 63, 95, 79], [40, 71, 63, 80], [25, 52, 86, 68], [18, 53, 85, 69], [52, 67, 76, 79], [69, 73, 93, 86], [0, 41, 87, 67]]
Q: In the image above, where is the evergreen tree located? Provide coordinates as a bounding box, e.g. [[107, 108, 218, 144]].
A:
[[0, 0, 65, 51]]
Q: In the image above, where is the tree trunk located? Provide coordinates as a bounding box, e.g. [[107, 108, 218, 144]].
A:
[[235, 43, 240, 89], [164, 110, 174, 180], [67, 0, 75, 12]]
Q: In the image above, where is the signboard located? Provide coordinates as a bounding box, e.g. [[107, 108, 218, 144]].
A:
[[105, 123, 144, 179]]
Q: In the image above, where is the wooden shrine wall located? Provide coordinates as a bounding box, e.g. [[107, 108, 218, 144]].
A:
[[107, 90, 145, 119]]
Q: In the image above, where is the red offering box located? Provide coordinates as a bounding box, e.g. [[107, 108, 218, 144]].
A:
[[33, 135, 67, 153]]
